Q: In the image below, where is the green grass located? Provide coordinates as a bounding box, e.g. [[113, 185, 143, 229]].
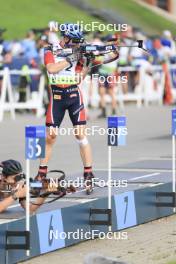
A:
[[1, 0, 175, 39], [168, 261, 176, 264], [89, 0, 176, 35], [0, 0, 102, 39]]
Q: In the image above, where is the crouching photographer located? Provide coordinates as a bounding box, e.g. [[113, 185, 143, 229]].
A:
[[0, 159, 52, 213]]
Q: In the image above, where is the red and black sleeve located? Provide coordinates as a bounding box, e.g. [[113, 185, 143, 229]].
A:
[[44, 46, 55, 66]]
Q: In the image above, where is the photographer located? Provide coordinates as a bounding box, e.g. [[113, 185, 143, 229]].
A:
[[0, 159, 48, 213]]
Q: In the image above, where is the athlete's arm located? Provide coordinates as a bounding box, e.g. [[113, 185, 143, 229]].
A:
[[44, 46, 70, 73], [81, 66, 90, 79], [80, 50, 119, 78], [0, 183, 26, 213], [19, 184, 58, 213], [76, 57, 94, 80], [103, 50, 119, 64], [46, 61, 69, 74], [0, 196, 15, 213], [20, 197, 46, 213]]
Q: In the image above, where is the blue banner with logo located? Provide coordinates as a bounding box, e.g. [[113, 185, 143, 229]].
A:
[[107, 116, 127, 146], [36, 210, 65, 254], [25, 126, 46, 159], [172, 109, 176, 136]]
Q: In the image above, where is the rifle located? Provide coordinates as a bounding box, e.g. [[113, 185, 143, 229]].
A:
[[52, 39, 148, 68], [0, 170, 76, 205], [53, 38, 148, 55]]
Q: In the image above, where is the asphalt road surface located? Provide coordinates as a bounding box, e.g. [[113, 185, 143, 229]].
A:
[[1, 104, 176, 264], [0, 105, 173, 177]]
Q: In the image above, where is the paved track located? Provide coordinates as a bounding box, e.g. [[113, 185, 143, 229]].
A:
[[0, 105, 174, 216], [0, 105, 173, 177], [0, 105, 175, 264]]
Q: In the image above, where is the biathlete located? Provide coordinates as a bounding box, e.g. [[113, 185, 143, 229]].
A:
[[36, 23, 119, 194]]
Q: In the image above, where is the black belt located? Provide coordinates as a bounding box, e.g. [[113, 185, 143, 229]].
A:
[[52, 84, 78, 89], [52, 85, 78, 93]]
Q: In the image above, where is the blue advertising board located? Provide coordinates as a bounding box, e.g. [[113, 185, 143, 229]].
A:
[[25, 126, 46, 160]]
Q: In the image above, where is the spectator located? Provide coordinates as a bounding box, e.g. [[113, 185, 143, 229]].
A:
[[161, 30, 176, 60], [0, 24, 176, 113], [21, 30, 38, 60], [47, 21, 60, 45], [9, 39, 24, 57]]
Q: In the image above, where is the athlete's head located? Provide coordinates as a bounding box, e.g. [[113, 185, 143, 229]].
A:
[[60, 23, 84, 46], [0, 159, 25, 184]]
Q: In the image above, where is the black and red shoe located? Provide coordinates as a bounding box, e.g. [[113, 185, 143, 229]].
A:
[[35, 165, 48, 181], [84, 171, 94, 195]]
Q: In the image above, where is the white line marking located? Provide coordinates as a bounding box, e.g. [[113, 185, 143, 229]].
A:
[[139, 157, 176, 161], [58, 198, 96, 203], [130, 172, 160, 181], [94, 168, 171, 172], [70, 186, 100, 195]]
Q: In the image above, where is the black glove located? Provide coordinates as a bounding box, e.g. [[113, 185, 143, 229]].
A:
[[66, 53, 80, 63], [85, 54, 95, 67]]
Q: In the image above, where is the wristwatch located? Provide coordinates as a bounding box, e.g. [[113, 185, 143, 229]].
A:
[[11, 191, 18, 201]]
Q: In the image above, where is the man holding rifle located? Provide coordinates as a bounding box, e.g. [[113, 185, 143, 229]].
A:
[[36, 23, 119, 194]]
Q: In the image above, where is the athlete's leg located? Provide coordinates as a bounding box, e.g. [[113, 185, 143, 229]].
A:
[[74, 125, 92, 167], [68, 89, 92, 167], [68, 88, 94, 193], [36, 87, 65, 179], [74, 125, 94, 194]]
